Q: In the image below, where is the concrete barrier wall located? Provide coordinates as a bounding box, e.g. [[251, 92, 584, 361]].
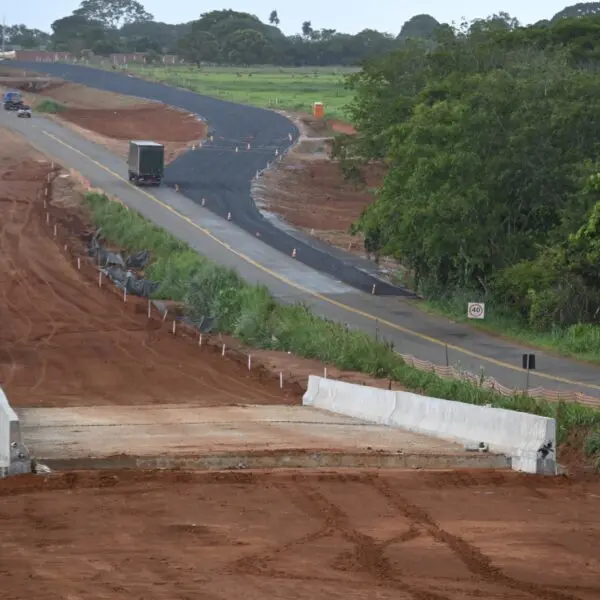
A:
[[303, 376, 556, 474], [0, 386, 18, 476], [0, 386, 28, 478]]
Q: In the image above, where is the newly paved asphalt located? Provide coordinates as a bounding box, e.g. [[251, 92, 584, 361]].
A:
[[3, 107, 600, 398], [9, 61, 403, 296]]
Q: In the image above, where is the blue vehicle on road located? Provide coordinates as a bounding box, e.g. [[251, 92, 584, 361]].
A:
[[3, 90, 24, 111]]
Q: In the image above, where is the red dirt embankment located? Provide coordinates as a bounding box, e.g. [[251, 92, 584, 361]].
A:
[[0, 69, 206, 162], [0, 469, 599, 600], [63, 105, 205, 142], [0, 129, 295, 408]]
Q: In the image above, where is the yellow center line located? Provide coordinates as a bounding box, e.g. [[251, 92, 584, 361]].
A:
[[41, 129, 600, 392]]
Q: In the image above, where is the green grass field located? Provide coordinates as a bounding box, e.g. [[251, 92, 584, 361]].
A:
[[123, 65, 358, 120]]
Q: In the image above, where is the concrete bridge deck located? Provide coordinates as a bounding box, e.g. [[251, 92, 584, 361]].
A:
[[17, 404, 509, 471]]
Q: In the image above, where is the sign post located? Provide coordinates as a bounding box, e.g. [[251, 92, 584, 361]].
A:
[[521, 353, 536, 392], [467, 302, 485, 320]]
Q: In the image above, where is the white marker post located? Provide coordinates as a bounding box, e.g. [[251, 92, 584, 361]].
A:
[[147, 300, 151, 318], [53, 224, 57, 238], [123, 288, 127, 302], [172, 320, 176, 335], [222, 343, 226, 357], [279, 372, 283, 389], [199, 334, 203, 346], [98, 271, 102, 287], [247, 354, 251, 370], [324, 367, 328, 379], [77, 257, 81, 270]]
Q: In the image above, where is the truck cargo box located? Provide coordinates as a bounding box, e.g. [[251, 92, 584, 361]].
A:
[[127, 140, 164, 186]]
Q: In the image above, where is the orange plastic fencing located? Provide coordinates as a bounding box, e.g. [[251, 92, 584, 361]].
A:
[[398, 354, 600, 407]]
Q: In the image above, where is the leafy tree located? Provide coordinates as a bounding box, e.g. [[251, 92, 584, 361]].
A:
[[50, 15, 109, 53], [553, 2, 600, 20], [398, 14, 440, 40], [74, 0, 153, 29], [302, 21, 313, 38], [269, 10, 280, 26], [178, 29, 220, 64], [344, 14, 600, 330], [120, 21, 191, 53], [3, 24, 50, 48], [223, 29, 271, 65]]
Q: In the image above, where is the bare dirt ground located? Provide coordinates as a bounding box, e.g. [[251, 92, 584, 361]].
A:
[[0, 129, 296, 408], [0, 128, 406, 408], [1, 469, 599, 600], [254, 113, 404, 274], [0, 68, 206, 163]]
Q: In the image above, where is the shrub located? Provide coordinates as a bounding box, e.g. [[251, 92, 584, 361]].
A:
[[36, 99, 66, 113]]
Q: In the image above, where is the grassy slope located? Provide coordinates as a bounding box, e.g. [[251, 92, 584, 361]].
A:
[[84, 191, 600, 468]]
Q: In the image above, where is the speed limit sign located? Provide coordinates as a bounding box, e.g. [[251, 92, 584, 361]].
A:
[[467, 302, 485, 319]]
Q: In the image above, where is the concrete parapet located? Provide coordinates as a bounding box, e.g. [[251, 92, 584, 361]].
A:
[[303, 376, 556, 475], [0, 386, 32, 478]]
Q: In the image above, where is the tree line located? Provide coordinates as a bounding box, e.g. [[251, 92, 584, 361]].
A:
[[6, 1, 597, 66], [338, 8, 600, 332], [1, 0, 586, 65], [8, 1, 446, 65]]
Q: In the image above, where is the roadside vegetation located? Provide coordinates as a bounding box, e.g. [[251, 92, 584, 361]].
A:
[[85, 190, 600, 469], [336, 14, 600, 364], [35, 99, 66, 113]]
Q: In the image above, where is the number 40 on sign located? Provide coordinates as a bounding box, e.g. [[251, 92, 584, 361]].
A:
[[467, 302, 485, 319]]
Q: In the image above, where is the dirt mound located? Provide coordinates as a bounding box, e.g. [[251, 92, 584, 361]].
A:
[[63, 105, 206, 142], [0, 469, 598, 599], [0, 129, 297, 408], [0, 72, 206, 162]]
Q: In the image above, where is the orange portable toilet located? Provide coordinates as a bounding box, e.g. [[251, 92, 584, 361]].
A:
[[313, 102, 325, 119]]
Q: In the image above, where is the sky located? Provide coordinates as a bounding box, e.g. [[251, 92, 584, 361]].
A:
[[2, 1, 575, 34]]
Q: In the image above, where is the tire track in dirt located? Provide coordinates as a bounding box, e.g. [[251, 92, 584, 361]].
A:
[[367, 475, 582, 600], [0, 170, 51, 388], [228, 476, 451, 600]]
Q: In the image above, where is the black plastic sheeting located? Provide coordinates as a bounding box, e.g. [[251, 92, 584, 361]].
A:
[[86, 231, 216, 332], [87, 229, 159, 298]]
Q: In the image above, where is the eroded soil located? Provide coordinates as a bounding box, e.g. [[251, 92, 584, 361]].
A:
[[0, 469, 598, 600]]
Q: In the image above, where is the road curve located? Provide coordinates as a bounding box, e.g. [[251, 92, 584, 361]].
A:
[[2, 106, 600, 398], [9, 61, 405, 297]]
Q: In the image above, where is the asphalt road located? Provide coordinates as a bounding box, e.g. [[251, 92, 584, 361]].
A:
[[8, 61, 403, 297], [3, 109, 600, 398]]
